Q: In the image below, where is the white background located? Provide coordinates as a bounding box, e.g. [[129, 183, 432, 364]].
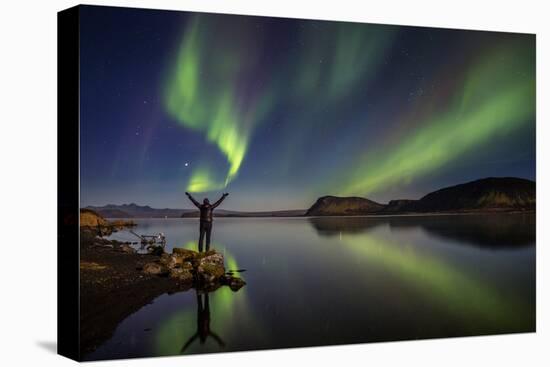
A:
[[0, 0, 548, 365]]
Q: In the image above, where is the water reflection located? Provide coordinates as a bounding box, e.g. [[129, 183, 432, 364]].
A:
[[151, 245, 266, 357], [91, 216, 534, 360], [308, 213, 535, 332], [152, 283, 264, 357], [340, 230, 531, 330], [308, 213, 535, 249], [180, 291, 226, 353]]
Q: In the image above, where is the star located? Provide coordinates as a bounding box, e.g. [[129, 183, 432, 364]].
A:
[[184, 162, 189, 167]]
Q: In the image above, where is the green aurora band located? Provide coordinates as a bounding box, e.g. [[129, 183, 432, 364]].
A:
[[165, 17, 533, 197], [164, 16, 275, 192], [335, 42, 535, 196], [164, 16, 395, 193]]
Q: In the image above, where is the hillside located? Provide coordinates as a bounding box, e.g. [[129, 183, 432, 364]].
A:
[[305, 196, 385, 216], [307, 177, 535, 216], [414, 177, 535, 211], [382, 177, 535, 213], [80, 208, 109, 227]]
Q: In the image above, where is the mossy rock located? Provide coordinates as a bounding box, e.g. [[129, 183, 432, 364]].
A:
[[197, 263, 225, 283], [169, 267, 194, 283], [172, 248, 197, 261], [221, 275, 246, 291], [197, 251, 224, 267], [181, 261, 193, 270]]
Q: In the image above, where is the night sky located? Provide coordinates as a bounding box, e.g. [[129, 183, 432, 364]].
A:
[[80, 6, 535, 211]]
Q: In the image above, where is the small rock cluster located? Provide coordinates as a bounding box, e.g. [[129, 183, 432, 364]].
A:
[[142, 248, 246, 291]]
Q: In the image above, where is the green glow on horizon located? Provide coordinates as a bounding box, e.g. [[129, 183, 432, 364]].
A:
[[342, 232, 532, 329], [336, 43, 535, 196]]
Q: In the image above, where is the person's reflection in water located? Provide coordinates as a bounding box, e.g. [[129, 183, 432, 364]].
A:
[[180, 290, 225, 353]]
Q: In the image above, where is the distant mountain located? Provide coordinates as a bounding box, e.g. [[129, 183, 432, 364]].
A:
[[306, 177, 535, 216], [382, 199, 418, 213], [87, 177, 535, 219], [305, 196, 385, 216], [86, 203, 306, 218], [86, 203, 190, 218], [381, 177, 535, 213]]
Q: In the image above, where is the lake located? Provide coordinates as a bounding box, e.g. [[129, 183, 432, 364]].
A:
[[84, 213, 536, 360]]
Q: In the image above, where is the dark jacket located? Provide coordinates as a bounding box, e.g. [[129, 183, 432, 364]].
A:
[[187, 194, 227, 222]]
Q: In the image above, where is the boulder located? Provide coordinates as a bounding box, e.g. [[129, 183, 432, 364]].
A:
[[172, 248, 197, 261], [169, 267, 194, 283], [141, 248, 244, 291], [196, 263, 225, 283], [181, 261, 193, 270], [159, 253, 174, 268], [197, 250, 224, 267], [159, 253, 194, 269], [143, 262, 167, 275], [221, 275, 247, 291], [195, 250, 225, 283], [228, 277, 246, 292]]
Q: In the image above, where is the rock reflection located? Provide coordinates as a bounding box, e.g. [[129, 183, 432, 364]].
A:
[[308, 213, 535, 249]]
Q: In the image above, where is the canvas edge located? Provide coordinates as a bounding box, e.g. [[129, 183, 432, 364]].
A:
[[57, 4, 81, 362]]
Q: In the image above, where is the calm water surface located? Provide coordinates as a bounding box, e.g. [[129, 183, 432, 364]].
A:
[[85, 213, 535, 360]]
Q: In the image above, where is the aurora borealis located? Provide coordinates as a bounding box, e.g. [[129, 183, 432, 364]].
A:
[[80, 6, 535, 210]]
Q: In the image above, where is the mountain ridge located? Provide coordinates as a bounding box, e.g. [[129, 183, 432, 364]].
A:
[[308, 177, 535, 216], [85, 177, 535, 218]]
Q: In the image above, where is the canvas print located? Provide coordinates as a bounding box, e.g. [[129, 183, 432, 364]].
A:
[[63, 5, 535, 361]]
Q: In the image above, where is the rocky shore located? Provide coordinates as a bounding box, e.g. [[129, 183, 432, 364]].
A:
[[80, 208, 136, 237], [142, 248, 246, 291], [79, 227, 245, 356]]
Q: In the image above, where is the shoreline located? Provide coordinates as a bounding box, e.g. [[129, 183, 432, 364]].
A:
[[79, 228, 191, 357], [106, 209, 535, 221], [79, 226, 245, 358]]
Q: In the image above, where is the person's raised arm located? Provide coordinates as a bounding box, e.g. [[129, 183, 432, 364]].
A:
[[212, 193, 229, 208], [185, 192, 200, 208]]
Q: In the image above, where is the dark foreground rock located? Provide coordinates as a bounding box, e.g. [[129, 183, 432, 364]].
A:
[[79, 228, 245, 358], [144, 248, 245, 291]]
